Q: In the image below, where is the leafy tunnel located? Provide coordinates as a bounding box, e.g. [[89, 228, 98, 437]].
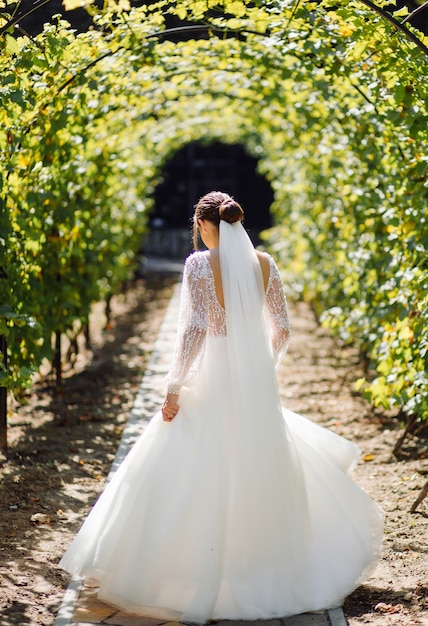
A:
[[1, 0, 427, 429]]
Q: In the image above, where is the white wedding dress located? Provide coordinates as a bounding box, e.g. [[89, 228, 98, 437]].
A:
[[60, 222, 383, 623]]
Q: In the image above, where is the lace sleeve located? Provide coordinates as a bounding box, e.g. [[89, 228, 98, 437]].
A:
[[165, 254, 209, 395], [265, 255, 290, 365]]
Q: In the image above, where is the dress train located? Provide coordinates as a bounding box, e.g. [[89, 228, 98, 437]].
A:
[[60, 336, 383, 623]]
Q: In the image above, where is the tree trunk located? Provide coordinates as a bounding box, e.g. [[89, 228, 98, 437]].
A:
[[0, 335, 7, 451], [410, 480, 428, 514], [393, 413, 418, 457], [105, 295, 112, 326], [83, 321, 91, 350], [53, 331, 62, 387]]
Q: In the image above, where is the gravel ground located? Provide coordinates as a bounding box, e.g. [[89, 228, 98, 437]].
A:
[[0, 281, 426, 626]]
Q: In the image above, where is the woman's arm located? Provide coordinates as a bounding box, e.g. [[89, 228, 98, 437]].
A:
[[265, 256, 290, 365], [162, 255, 209, 421]]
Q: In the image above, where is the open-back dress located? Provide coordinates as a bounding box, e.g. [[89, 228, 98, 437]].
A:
[[60, 221, 383, 623]]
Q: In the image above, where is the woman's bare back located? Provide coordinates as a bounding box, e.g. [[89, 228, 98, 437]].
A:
[[206, 248, 270, 308]]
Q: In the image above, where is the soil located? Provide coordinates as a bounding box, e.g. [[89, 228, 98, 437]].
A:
[[276, 301, 428, 626], [0, 277, 427, 626]]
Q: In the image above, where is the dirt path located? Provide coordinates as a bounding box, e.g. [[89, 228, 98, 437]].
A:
[[0, 281, 426, 626], [0, 275, 177, 626], [276, 301, 427, 626]]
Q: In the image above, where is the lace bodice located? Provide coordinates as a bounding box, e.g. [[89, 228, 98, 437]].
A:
[[166, 252, 290, 394]]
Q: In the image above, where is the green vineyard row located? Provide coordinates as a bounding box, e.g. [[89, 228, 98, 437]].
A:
[[1, 0, 427, 425]]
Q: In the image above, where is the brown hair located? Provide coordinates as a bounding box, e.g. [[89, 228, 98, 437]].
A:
[[193, 191, 244, 249]]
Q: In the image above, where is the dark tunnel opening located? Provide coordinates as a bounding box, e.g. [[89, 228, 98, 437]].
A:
[[145, 141, 274, 259]]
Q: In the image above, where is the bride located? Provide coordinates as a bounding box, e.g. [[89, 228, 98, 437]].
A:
[[60, 191, 383, 623]]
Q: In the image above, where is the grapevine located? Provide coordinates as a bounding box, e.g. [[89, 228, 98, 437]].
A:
[[0, 0, 427, 492]]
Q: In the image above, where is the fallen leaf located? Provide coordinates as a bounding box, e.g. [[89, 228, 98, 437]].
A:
[[78, 414, 92, 422], [375, 602, 403, 614], [30, 513, 52, 524], [363, 453, 374, 462]]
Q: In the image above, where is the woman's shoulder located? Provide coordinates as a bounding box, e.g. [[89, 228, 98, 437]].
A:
[[257, 250, 279, 271], [256, 248, 277, 260], [255, 249, 271, 265], [255, 250, 276, 290], [184, 251, 211, 275]]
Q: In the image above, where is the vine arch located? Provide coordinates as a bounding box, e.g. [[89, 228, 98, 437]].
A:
[[1, 0, 427, 444]]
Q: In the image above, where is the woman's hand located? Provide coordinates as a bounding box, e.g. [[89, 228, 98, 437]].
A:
[[162, 393, 179, 422]]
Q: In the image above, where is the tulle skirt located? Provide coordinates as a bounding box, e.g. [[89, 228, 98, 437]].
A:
[[60, 337, 383, 623]]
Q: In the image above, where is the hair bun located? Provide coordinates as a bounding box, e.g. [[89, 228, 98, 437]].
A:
[[219, 198, 244, 224]]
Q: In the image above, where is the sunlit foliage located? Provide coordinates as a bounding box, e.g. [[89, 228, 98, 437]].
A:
[[0, 0, 427, 421]]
